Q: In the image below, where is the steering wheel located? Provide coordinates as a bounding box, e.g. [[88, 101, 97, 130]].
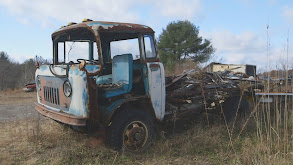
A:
[[76, 59, 99, 64], [87, 59, 99, 64], [76, 59, 86, 64]]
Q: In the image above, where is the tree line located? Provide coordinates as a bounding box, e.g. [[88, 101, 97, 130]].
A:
[[0, 51, 50, 91]]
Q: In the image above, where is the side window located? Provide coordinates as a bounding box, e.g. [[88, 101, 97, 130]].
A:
[[93, 42, 98, 60], [144, 35, 156, 58], [110, 38, 140, 60], [58, 42, 65, 63]]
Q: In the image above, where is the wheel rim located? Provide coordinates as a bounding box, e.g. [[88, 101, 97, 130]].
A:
[[123, 121, 148, 151]]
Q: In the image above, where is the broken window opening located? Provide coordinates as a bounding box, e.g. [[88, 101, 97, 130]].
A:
[[57, 41, 99, 64], [144, 35, 156, 59], [110, 38, 140, 60]]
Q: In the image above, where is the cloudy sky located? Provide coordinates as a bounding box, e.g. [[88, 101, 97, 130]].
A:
[[0, 0, 293, 70]]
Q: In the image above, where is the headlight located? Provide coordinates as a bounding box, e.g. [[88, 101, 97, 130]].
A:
[[63, 81, 72, 97], [37, 77, 41, 91]]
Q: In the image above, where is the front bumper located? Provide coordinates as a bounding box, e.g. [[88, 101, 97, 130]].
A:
[[35, 103, 87, 126]]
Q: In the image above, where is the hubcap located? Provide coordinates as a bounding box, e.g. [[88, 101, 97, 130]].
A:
[[123, 121, 148, 151]]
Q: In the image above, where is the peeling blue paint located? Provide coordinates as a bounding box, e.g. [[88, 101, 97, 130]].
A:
[[82, 88, 88, 115], [40, 66, 48, 71], [65, 66, 89, 117], [153, 100, 160, 109], [88, 22, 119, 28], [147, 62, 166, 121], [96, 75, 112, 85], [104, 54, 133, 98], [85, 65, 99, 72], [73, 67, 80, 76]]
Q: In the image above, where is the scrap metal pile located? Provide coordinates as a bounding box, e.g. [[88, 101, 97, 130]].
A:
[[165, 69, 260, 116]]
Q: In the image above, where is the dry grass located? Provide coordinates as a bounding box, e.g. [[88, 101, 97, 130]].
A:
[[0, 116, 222, 164], [0, 118, 118, 165], [1, 79, 293, 164], [165, 60, 199, 77], [1, 112, 292, 165]]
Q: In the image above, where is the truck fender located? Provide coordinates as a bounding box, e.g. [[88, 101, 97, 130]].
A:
[[105, 96, 156, 126]]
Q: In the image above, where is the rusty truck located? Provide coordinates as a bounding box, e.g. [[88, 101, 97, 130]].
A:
[[34, 19, 252, 153]]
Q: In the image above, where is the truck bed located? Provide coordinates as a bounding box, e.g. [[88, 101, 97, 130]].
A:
[[165, 69, 261, 118]]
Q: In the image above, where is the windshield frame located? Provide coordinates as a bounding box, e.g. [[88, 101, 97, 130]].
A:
[[56, 40, 99, 64], [52, 26, 102, 65]]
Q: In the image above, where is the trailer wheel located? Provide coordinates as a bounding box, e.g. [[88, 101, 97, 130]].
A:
[[222, 96, 250, 122], [107, 110, 154, 153]]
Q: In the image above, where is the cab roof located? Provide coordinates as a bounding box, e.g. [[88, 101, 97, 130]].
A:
[[52, 20, 154, 39]]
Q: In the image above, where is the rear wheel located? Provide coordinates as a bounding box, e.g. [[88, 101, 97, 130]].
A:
[[107, 110, 154, 153]]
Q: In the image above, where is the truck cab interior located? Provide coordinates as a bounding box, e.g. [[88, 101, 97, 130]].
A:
[[53, 27, 157, 98], [98, 32, 156, 98]]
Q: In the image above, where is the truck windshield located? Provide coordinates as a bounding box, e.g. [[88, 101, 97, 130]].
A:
[[57, 41, 99, 63]]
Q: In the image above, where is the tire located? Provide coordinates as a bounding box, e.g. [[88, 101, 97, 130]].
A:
[[222, 96, 250, 122], [107, 110, 154, 153]]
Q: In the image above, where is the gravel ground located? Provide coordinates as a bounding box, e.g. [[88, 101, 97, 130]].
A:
[[0, 103, 38, 122], [0, 91, 40, 122]]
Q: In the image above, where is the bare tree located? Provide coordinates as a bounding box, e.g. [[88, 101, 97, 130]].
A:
[[0, 52, 51, 91]]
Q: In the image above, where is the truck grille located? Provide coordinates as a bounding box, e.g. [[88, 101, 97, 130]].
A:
[[43, 86, 60, 105]]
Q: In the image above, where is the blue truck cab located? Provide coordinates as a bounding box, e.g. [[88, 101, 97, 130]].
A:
[[35, 20, 165, 152]]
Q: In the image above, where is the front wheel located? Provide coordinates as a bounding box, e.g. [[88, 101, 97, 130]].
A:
[[107, 110, 154, 153]]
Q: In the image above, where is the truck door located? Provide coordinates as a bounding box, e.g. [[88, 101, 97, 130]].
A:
[[147, 62, 166, 121], [143, 35, 166, 121]]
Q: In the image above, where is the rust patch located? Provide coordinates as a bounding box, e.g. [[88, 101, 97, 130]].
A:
[[81, 64, 102, 76], [38, 77, 71, 111], [35, 103, 87, 126], [149, 63, 160, 69], [52, 21, 154, 39], [86, 73, 105, 135], [87, 77, 99, 121], [95, 22, 153, 32]]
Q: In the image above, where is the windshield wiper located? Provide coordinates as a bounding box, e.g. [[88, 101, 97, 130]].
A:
[[67, 41, 75, 62]]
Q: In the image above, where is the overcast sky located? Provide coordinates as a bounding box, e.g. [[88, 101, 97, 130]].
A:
[[0, 0, 293, 71]]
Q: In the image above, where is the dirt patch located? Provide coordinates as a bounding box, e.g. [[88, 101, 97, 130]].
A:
[[0, 91, 38, 122], [0, 91, 36, 105]]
